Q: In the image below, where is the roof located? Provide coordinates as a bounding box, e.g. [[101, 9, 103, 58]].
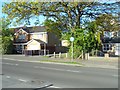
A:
[[27, 39, 46, 45], [102, 37, 120, 43], [14, 26, 46, 33], [13, 42, 28, 45], [34, 39, 46, 44], [14, 28, 28, 35], [28, 26, 46, 33]]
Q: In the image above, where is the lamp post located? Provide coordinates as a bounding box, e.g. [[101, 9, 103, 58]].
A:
[[70, 37, 74, 62]]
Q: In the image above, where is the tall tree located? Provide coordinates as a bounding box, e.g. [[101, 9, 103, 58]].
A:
[[2, 2, 99, 29], [95, 14, 119, 32], [2, 2, 119, 58], [1, 18, 14, 54]]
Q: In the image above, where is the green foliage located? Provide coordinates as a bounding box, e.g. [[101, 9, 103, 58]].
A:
[[2, 2, 96, 29], [95, 14, 119, 32], [63, 26, 100, 59], [2, 2, 119, 58], [2, 36, 13, 54], [43, 19, 62, 38], [1, 18, 14, 54]]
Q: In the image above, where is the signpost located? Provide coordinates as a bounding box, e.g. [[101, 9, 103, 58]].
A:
[[70, 37, 74, 62]]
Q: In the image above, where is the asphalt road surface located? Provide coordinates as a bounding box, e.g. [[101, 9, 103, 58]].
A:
[[2, 58, 118, 88]]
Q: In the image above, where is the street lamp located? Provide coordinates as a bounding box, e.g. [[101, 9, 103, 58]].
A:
[[70, 37, 74, 62]]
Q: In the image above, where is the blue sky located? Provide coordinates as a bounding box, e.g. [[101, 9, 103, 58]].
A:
[[0, 1, 2, 18]]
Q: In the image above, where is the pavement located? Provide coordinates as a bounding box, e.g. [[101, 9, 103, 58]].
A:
[[2, 55, 119, 69]]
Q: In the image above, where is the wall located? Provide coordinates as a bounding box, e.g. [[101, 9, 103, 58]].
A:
[[27, 40, 40, 50], [61, 40, 70, 47], [47, 32, 61, 46], [115, 43, 120, 56], [30, 32, 48, 43]]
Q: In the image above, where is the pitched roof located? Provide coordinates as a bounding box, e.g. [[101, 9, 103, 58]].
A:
[[27, 39, 46, 45], [14, 26, 46, 33], [28, 26, 46, 33], [102, 37, 120, 43], [34, 39, 46, 44]]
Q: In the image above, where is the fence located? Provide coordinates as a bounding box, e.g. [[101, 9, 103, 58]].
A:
[[24, 50, 49, 56], [51, 50, 119, 60], [89, 50, 105, 57]]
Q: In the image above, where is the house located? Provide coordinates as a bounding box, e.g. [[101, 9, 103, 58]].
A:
[[102, 30, 120, 56], [13, 26, 67, 55]]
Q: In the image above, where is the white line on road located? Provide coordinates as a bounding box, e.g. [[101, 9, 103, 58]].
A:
[[49, 86, 61, 88], [34, 66, 82, 73], [112, 75, 119, 77], [18, 79, 27, 82], [6, 76, 11, 79], [1, 62, 19, 66]]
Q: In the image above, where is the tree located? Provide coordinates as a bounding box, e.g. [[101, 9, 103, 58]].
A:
[[1, 18, 14, 54], [43, 19, 62, 38], [2, 2, 119, 58], [95, 14, 119, 32], [2, 18, 14, 37], [2, 36, 13, 54], [2, 2, 100, 29]]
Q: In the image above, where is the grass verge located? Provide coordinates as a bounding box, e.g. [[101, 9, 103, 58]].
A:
[[40, 60, 83, 66]]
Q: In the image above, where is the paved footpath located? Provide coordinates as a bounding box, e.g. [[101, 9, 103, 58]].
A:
[[2, 55, 119, 69]]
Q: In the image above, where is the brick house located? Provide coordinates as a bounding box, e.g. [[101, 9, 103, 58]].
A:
[[13, 26, 67, 55]]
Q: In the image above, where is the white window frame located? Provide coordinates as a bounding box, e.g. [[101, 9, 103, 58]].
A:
[[103, 43, 112, 51]]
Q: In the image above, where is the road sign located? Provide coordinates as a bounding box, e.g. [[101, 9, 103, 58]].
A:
[[70, 37, 74, 42]]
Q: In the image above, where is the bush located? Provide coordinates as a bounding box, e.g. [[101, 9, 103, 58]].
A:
[[2, 36, 13, 54]]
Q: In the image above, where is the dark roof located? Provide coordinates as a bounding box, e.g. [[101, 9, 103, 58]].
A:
[[14, 26, 46, 33], [102, 37, 120, 43], [28, 26, 46, 33], [34, 39, 46, 44]]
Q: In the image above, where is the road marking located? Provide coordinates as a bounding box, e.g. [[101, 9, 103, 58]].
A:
[[3, 58, 16, 60], [6, 76, 11, 79], [3, 58, 39, 63], [1, 62, 19, 66], [49, 86, 61, 88], [18, 79, 27, 82], [112, 75, 119, 77], [34, 66, 82, 73], [66, 70, 80, 73]]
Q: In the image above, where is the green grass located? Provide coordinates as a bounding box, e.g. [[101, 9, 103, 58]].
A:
[[40, 60, 83, 65]]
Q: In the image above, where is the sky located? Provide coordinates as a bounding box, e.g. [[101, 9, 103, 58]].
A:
[[0, 1, 2, 18]]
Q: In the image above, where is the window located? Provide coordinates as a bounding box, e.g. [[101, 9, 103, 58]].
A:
[[103, 43, 112, 51], [115, 44, 120, 50], [18, 34, 25, 40], [117, 31, 120, 37], [104, 31, 111, 38]]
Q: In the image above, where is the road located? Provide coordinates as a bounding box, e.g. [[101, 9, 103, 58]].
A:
[[2, 58, 118, 88]]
